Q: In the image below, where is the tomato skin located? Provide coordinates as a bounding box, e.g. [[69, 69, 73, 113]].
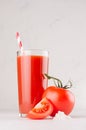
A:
[[42, 86, 75, 116], [27, 97, 53, 120]]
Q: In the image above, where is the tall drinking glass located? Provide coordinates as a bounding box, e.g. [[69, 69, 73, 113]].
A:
[[17, 49, 49, 117]]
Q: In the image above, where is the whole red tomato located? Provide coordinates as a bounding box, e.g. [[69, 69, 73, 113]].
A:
[[42, 86, 75, 116]]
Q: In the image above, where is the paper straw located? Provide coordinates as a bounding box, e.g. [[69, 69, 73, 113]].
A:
[[16, 32, 23, 51]]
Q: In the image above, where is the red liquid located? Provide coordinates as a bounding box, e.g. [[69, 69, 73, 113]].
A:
[[17, 55, 49, 114]]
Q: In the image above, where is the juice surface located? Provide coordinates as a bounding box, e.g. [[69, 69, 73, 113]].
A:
[[17, 55, 48, 114]]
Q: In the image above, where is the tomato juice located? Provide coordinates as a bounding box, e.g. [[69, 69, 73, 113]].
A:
[[17, 51, 49, 116]]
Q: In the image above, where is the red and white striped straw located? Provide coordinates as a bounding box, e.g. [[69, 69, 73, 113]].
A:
[[16, 32, 23, 51]]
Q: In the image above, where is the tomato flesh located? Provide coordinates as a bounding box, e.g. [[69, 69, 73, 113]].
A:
[[27, 97, 53, 119]]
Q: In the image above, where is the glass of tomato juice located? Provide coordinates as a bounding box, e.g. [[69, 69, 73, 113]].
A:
[[17, 49, 49, 117]]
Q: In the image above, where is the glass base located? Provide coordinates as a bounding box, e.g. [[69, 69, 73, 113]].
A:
[[19, 113, 27, 118]]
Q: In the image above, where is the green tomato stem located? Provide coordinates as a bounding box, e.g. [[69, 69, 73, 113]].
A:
[[44, 74, 72, 89], [44, 74, 63, 88]]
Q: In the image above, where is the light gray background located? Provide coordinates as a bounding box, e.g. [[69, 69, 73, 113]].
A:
[[0, 0, 86, 116]]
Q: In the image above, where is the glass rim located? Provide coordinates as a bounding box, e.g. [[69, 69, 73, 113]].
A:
[[17, 49, 49, 56]]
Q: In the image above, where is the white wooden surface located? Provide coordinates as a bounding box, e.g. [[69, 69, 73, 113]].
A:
[[0, 111, 86, 130]]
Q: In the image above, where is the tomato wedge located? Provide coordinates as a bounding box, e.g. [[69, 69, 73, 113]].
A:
[[27, 97, 53, 120]]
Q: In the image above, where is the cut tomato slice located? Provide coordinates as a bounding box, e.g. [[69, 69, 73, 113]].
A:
[[27, 97, 53, 120]]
